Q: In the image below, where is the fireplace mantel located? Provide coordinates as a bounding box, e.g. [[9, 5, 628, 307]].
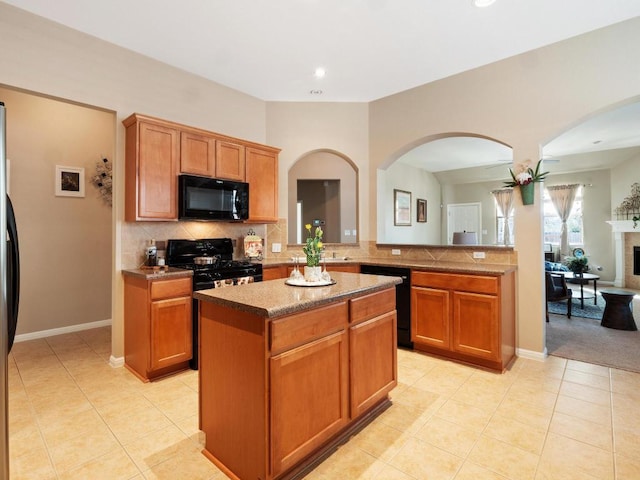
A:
[[607, 220, 639, 287]]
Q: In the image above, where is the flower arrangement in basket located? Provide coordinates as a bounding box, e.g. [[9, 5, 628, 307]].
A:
[[302, 224, 323, 267], [503, 159, 549, 205]]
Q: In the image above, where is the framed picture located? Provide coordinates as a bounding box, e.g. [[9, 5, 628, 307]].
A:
[[55, 165, 85, 197], [417, 198, 427, 222], [394, 189, 411, 226]]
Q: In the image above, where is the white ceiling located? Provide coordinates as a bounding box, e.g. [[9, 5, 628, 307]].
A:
[[3, 0, 640, 102], [4, 0, 639, 179]]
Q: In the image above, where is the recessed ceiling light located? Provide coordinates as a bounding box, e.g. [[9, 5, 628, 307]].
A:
[[473, 0, 496, 7], [310, 90, 323, 95], [314, 67, 326, 78], [593, 140, 602, 144]]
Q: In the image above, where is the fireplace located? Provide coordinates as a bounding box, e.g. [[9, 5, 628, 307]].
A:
[[606, 221, 640, 289]]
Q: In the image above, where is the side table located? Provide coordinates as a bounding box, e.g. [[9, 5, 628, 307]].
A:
[[600, 289, 637, 331]]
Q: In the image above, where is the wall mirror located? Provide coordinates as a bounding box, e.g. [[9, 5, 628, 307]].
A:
[[288, 150, 358, 245]]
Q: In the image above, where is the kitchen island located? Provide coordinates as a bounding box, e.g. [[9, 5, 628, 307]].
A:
[[194, 272, 401, 480]]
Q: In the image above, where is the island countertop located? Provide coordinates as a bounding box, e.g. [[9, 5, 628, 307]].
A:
[[193, 271, 401, 318]]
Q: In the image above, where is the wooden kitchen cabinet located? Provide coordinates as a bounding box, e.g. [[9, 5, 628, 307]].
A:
[[263, 265, 289, 280], [180, 130, 215, 176], [124, 274, 193, 381], [124, 114, 179, 221], [349, 288, 397, 418], [246, 146, 279, 223], [411, 270, 515, 371], [328, 264, 360, 273], [215, 139, 245, 181], [198, 283, 397, 480], [270, 329, 349, 476]]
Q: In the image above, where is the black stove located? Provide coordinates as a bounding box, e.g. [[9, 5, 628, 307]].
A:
[[165, 238, 262, 370], [166, 238, 262, 291]]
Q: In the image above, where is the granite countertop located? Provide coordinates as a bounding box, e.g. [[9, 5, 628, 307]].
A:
[[261, 257, 516, 275], [121, 267, 193, 280], [194, 271, 401, 318]]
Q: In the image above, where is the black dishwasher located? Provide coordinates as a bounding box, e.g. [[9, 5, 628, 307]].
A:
[[360, 265, 412, 348]]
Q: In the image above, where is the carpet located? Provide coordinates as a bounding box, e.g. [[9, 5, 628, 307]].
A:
[[547, 293, 605, 320], [546, 313, 640, 373]]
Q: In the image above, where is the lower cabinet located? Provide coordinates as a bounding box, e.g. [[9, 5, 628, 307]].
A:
[[199, 287, 397, 480], [124, 274, 193, 381], [270, 330, 349, 476], [411, 270, 515, 371]]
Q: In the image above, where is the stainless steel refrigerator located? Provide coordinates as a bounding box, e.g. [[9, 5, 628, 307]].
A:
[[1, 101, 21, 480]]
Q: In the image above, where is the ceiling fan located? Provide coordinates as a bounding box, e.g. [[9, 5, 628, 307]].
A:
[[484, 157, 560, 169]]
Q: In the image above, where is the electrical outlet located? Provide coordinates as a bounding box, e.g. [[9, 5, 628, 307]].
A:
[[344, 229, 351, 236], [352, 229, 357, 236], [391, 249, 401, 255], [271, 243, 281, 253], [473, 251, 486, 259]]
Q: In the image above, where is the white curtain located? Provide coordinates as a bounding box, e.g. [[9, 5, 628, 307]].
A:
[[492, 188, 514, 245], [547, 184, 580, 258]]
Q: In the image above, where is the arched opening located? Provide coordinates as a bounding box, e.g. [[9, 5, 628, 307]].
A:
[[377, 133, 513, 246], [288, 149, 359, 245], [541, 97, 640, 368]]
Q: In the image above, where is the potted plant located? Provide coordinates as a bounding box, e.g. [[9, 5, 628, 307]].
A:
[[302, 223, 324, 281], [503, 159, 549, 205], [564, 255, 589, 275]]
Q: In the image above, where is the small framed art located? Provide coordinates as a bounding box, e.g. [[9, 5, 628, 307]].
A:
[[394, 189, 411, 226], [417, 198, 427, 222], [55, 165, 85, 197]]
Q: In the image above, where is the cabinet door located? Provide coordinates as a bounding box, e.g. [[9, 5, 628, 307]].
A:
[[180, 131, 215, 176], [136, 121, 179, 220], [350, 312, 397, 418], [328, 264, 360, 273], [452, 291, 499, 361], [149, 296, 192, 371], [216, 140, 245, 181], [262, 265, 287, 281], [246, 147, 278, 223], [411, 286, 450, 349], [270, 330, 348, 476]]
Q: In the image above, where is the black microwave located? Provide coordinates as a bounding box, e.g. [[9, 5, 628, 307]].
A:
[[178, 175, 249, 221]]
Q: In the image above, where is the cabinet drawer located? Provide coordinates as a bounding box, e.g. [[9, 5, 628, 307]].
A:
[[270, 302, 348, 355], [412, 271, 497, 295], [150, 277, 192, 300], [350, 288, 395, 324]]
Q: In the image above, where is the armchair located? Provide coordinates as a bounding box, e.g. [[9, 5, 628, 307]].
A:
[[545, 271, 572, 322]]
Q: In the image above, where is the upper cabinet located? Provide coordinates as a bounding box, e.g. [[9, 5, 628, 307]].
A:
[[123, 113, 280, 223], [124, 115, 179, 221], [180, 130, 216, 177], [216, 140, 246, 181], [246, 147, 279, 223]]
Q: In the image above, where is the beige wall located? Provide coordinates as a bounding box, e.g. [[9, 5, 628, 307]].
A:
[[0, 3, 267, 359], [0, 86, 113, 335], [266, 102, 370, 242], [369, 17, 640, 356]]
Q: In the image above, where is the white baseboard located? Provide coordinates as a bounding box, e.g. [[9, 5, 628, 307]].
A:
[[516, 347, 547, 362], [14, 318, 112, 344], [109, 355, 124, 368]]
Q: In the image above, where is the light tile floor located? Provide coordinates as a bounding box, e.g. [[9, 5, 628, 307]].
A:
[[8, 326, 640, 479]]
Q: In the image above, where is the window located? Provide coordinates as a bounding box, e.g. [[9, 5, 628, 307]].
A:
[[543, 186, 583, 246]]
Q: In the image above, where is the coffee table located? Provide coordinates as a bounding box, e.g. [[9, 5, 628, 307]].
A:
[[560, 272, 600, 309]]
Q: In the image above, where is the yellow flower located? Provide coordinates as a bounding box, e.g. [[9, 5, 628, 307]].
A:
[[305, 223, 312, 231], [317, 241, 323, 249]]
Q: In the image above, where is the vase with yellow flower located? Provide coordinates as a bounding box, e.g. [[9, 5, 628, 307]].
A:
[[302, 223, 324, 282]]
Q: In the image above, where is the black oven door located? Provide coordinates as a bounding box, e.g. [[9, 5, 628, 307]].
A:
[[178, 175, 249, 221]]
